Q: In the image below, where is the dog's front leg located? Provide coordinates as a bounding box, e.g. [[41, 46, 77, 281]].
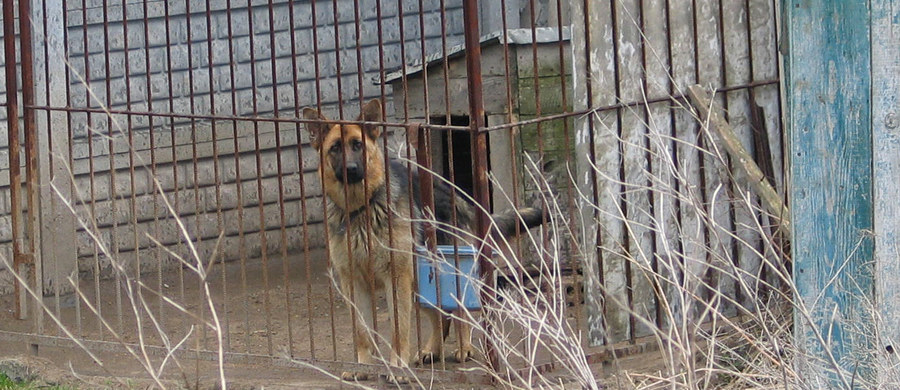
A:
[[384, 270, 412, 368], [340, 274, 377, 381]]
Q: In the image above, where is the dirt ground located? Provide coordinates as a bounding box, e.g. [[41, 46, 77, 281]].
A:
[[0, 248, 669, 389]]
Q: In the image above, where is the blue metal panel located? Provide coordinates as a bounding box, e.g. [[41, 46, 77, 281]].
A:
[[785, 0, 875, 387]]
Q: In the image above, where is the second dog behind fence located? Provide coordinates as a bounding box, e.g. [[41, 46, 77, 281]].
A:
[[302, 99, 547, 382]]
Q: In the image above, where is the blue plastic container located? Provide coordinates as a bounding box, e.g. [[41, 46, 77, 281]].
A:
[[416, 245, 482, 311]]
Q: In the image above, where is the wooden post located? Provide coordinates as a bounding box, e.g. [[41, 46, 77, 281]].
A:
[[35, 0, 77, 297], [784, 1, 881, 387], [872, 0, 900, 387]]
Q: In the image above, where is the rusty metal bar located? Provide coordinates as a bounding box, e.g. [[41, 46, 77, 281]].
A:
[[352, 0, 380, 345], [223, 0, 252, 355], [3, 0, 26, 320], [27, 103, 470, 131], [184, 0, 209, 355], [162, 0, 186, 315], [433, 0, 457, 367], [79, 0, 104, 340], [377, 0, 406, 363], [329, 0, 363, 365], [119, 0, 143, 340], [286, 0, 317, 360], [461, 0, 498, 373], [308, 0, 340, 361], [59, 0, 81, 337], [138, 0, 165, 343], [245, 0, 275, 356], [265, 0, 296, 357], [205, 0, 230, 353], [99, 0, 125, 335]]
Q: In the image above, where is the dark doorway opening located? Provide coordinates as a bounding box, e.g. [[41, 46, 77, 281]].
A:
[[429, 115, 490, 203]]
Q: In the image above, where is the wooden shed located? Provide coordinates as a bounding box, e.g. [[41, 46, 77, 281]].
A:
[[384, 27, 572, 213]]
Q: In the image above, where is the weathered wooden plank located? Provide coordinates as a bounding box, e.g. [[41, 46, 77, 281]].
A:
[[34, 1, 77, 296], [786, 1, 876, 387], [747, 0, 785, 293], [642, 0, 674, 333], [571, 0, 618, 346], [586, 1, 630, 345], [693, 0, 733, 319], [668, 0, 702, 329], [615, 0, 655, 339], [873, 0, 900, 386], [720, 0, 758, 314]]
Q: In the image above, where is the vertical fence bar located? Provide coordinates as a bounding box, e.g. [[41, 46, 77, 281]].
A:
[[461, 0, 498, 373], [139, 0, 164, 339], [223, 0, 252, 355], [308, 0, 341, 360], [99, 0, 124, 334], [19, 0, 40, 331], [60, 0, 81, 337], [205, 0, 229, 352], [265, 0, 295, 357], [286, 0, 317, 360], [183, 1, 208, 355], [3, 0, 26, 320], [245, 0, 275, 356], [80, 0, 103, 339]]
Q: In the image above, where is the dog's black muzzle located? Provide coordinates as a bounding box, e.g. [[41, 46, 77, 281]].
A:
[[335, 163, 365, 184]]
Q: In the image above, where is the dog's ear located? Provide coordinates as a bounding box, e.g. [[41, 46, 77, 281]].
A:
[[302, 107, 329, 150], [357, 99, 383, 140]]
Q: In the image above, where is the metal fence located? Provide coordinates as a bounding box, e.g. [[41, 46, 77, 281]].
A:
[[0, 0, 784, 385]]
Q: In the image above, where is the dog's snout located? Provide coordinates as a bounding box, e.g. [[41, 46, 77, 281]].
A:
[[336, 161, 365, 184]]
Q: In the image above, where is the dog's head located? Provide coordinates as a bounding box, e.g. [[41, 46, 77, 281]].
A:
[[303, 99, 384, 186]]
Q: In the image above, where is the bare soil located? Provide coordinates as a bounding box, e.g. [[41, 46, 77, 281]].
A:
[[0, 248, 669, 389], [0, 248, 488, 388]]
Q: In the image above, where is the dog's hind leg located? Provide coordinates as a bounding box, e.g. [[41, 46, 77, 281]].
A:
[[452, 318, 474, 362], [418, 308, 450, 364]]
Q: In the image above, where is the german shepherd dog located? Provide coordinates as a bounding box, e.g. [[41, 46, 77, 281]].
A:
[[303, 99, 544, 381]]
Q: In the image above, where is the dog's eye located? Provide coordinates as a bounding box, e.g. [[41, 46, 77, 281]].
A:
[[351, 140, 363, 151], [330, 142, 341, 153]]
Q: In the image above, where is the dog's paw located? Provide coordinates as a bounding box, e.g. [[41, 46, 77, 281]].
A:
[[416, 350, 443, 365], [341, 371, 370, 381], [452, 348, 473, 363], [382, 374, 411, 385]]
